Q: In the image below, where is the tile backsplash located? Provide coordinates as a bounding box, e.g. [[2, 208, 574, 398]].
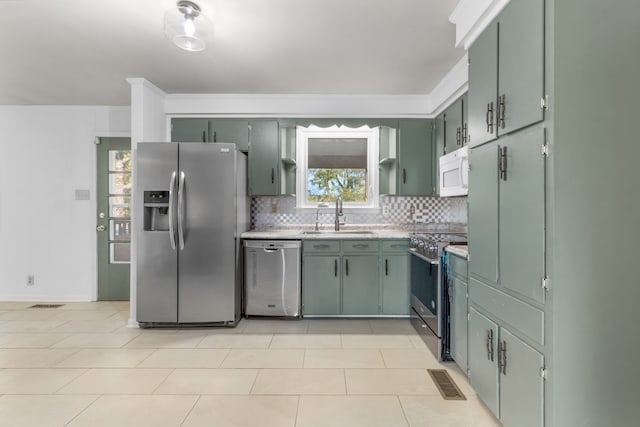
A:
[[250, 196, 467, 230]]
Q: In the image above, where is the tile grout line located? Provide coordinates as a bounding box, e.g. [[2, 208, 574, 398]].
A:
[[149, 368, 176, 395], [60, 393, 102, 426], [179, 394, 202, 426]]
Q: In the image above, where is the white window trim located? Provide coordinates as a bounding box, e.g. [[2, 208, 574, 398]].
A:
[[296, 125, 379, 210]]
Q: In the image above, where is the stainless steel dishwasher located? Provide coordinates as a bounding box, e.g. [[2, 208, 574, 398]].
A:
[[244, 240, 302, 317]]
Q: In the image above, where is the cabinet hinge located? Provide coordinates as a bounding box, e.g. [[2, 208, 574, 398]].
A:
[[541, 367, 548, 380], [540, 95, 549, 111], [542, 276, 550, 291], [541, 144, 550, 157]]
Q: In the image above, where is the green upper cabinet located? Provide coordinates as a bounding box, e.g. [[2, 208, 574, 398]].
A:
[[279, 126, 297, 195], [249, 120, 279, 196], [468, 0, 544, 148], [433, 113, 445, 196], [461, 92, 469, 144], [468, 22, 498, 148], [378, 125, 398, 195], [497, 0, 544, 136], [171, 118, 250, 151], [209, 119, 250, 151], [171, 118, 211, 142], [397, 119, 434, 196], [444, 97, 463, 154], [468, 142, 499, 287]]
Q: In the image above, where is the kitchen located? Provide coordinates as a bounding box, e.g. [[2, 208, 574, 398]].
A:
[[1, 0, 639, 426]]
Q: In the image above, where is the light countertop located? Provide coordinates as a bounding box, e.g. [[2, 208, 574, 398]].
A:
[[446, 245, 469, 259], [241, 229, 411, 240]]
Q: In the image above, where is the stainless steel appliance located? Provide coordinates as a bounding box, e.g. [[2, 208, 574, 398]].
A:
[[439, 146, 469, 197], [136, 142, 248, 327], [244, 240, 302, 317], [409, 233, 467, 360]]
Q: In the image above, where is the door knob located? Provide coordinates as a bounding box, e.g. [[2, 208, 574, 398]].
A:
[[96, 225, 106, 232]]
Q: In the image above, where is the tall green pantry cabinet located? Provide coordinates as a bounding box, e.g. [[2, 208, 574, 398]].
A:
[[466, 0, 640, 426]]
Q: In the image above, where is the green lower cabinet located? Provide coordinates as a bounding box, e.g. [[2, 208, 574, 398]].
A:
[[499, 328, 544, 427], [342, 255, 380, 314], [468, 307, 499, 418], [302, 255, 341, 315], [469, 306, 545, 427], [449, 276, 468, 373], [381, 254, 410, 315]]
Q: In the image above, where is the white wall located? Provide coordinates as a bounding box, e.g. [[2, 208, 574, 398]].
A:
[[0, 106, 130, 301]]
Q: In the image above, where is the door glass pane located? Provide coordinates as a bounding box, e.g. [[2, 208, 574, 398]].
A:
[[110, 243, 131, 263], [109, 173, 132, 195], [109, 196, 131, 218], [110, 220, 131, 241], [109, 150, 132, 172]]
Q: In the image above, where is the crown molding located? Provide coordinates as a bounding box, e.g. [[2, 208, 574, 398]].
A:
[[450, 0, 510, 49]]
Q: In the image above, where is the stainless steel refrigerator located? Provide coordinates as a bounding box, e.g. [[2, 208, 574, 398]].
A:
[[136, 142, 248, 326]]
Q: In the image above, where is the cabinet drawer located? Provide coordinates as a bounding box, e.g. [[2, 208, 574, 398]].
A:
[[343, 240, 380, 253], [381, 239, 409, 253], [449, 253, 468, 280], [303, 240, 340, 253]]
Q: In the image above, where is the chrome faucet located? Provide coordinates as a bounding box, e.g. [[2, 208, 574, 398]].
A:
[[335, 196, 344, 231], [315, 203, 328, 231]]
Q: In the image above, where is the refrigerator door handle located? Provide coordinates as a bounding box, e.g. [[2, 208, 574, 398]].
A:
[[168, 171, 177, 250], [177, 170, 186, 251]]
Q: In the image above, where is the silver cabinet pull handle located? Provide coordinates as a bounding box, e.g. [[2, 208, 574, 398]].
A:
[[168, 171, 177, 250]]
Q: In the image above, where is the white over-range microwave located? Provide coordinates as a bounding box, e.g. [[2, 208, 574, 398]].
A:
[[439, 146, 469, 197]]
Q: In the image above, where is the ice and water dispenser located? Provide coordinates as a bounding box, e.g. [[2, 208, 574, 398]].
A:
[[143, 191, 170, 231]]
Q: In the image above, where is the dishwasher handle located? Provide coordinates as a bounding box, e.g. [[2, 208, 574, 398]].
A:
[[263, 247, 280, 253]]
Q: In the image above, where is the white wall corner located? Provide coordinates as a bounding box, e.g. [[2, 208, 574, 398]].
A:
[[429, 54, 469, 116], [450, 0, 511, 49]]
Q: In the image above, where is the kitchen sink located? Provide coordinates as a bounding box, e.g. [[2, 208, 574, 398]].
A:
[[302, 230, 375, 235]]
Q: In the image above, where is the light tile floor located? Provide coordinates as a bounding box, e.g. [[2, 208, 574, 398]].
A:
[[0, 301, 501, 426]]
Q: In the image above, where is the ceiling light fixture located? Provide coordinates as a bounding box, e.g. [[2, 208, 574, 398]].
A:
[[164, 1, 211, 52]]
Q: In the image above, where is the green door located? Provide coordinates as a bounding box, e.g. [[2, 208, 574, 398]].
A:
[[468, 22, 498, 148], [497, 0, 544, 136], [468, 307, 499, 418], [210, 119, 250, 151], [381, 254, 410, 315], [499, 128, 546, 303], [342, 255, 380, 314], [302, 255, 341, 315], [378, 125, 398, 195], [249, 120, 279, 196], [96, 138, 131, 301], [450, 276, 468, 372], [444, 98, 463, 154], [461, 92, 469, 145], [398, 119, 433, 196], [171, 118, 210, 142], [499, 327, 544, 427], [468, 143, 499, 286]]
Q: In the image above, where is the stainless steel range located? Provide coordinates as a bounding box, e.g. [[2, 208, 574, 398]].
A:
[[409, 232, 467, 361]]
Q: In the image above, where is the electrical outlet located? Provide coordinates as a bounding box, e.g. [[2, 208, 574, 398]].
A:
[[409, 205, 415, 214], [382, 205, 389, 216], [27, 275, 35, 286], [271, 203, 278, 213]]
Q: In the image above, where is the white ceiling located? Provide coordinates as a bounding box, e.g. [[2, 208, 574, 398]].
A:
[[0, 0, 464, 106]]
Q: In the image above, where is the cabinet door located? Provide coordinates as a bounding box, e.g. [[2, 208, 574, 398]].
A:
[[398, 119, 433, 196], [450, 277, 468, 372], [171, 118, 210, 142], [302, 256, 341, 315], [210, 119, 249, 151], [381, 254, 410, 315], [497, 0, 544, 136], [499, 127, 545, 303], [379, 126, 398, 195], [249, 120, 279, 196], [499, 328, 544, 427], [461, 92, 469, 145], [468, 22, 498, 148], [468, 307, 499, 418], [468, 143, 499, 286], [342, 255, 380, 315], [444, 98, 463, 154], [433, 114, 445, 196]]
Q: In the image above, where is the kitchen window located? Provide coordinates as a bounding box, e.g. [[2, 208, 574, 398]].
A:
[[296, 125, 379, 209]]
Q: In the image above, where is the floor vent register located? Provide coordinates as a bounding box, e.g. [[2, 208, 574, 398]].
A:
[[29, 304, 65, 309], [427, 369, 467, 400]]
